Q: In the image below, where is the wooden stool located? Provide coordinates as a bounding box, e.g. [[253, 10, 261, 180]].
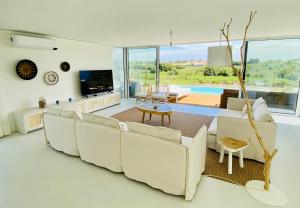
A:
[[218, 137, 248, 175]]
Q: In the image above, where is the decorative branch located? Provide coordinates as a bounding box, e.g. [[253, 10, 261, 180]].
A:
[[220, 10, 278, 191]]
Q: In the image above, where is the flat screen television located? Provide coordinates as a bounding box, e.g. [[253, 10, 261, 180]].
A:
[[79, 70, 114, 96]]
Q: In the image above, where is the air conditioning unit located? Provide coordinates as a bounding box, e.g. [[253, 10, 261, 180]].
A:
[[10, 34, 58, 50]]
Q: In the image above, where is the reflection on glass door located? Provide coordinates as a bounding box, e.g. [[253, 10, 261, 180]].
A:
[[245, 39, 300, 114], [128, 47, 158, 98]]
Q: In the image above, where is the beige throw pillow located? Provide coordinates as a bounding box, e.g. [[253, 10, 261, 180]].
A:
[[253, 103, 272, 122], [252, 97, 265, 111]]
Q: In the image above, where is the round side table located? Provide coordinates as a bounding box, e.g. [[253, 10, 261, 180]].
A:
[[218, 137, 248, 175]]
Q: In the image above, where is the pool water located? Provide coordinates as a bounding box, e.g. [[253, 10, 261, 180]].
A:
[[179, 86, 224, 95]]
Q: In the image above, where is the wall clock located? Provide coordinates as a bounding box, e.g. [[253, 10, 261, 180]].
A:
[[16, 59, 38, 80], [44, 71, 59, 85], [60, 62, 70, 72]]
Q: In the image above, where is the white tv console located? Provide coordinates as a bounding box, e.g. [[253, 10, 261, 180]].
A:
[[13, 92, 121, 134], [49, 92, 121, 113]]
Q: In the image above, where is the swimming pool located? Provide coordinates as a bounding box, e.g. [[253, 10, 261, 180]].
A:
[[178, 86, 224, 95]]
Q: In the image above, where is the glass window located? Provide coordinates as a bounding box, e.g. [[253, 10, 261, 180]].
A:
[[158, 41, 241, 106], [245, 39, 300, 114], [127, 47, 157, 97]]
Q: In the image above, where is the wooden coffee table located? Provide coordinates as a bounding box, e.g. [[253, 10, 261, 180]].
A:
[[137, 104, 172, 126]]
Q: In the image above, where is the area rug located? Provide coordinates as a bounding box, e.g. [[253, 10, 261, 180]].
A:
[[112, 107, 264, 186]]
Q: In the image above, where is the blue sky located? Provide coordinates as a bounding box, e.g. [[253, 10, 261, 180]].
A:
[[128, 39, 300, 62], [247, 39, 300, 61]]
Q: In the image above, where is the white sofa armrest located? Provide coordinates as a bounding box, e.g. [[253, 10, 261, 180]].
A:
[[227, 97, 255, 111], [217, 116, 277, 163], [185, 125, 207, 201]]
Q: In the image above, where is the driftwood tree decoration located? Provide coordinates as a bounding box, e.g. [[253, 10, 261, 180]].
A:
[[220, 10, 278, 191]]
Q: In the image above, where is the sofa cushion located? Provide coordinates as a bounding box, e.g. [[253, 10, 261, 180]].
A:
[[208, 109, 243, 136], [126, 122, 181, 143], [82, 113, 120, 129], [253, 103, 272, 122]]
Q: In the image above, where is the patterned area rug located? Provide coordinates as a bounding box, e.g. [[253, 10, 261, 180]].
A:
[[112, 107, 264, 186]]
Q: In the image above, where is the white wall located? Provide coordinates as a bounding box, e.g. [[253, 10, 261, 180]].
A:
[[0, 30, 113, 128]]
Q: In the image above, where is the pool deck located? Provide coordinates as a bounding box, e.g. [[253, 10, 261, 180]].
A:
[[176, 93, 221, 107]]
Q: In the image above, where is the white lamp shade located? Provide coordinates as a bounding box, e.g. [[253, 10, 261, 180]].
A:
[[207, 45, 232, 66]]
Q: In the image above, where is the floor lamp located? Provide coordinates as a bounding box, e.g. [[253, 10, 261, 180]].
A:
[[207, 11, 288, 206]]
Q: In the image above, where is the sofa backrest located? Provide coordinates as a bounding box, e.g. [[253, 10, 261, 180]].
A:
[[43, 113, 79, 156], [47, 107, 81, 120], [81, 113, 120, 129], [126, 122, 181, 143], [227, 97, 255, 111], [76, 121, 123, 172]]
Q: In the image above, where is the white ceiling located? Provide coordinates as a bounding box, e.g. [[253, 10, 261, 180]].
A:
[[0, 0, 299, 47]]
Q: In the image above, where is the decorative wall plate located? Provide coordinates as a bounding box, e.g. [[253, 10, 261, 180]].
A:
[[16, 59, 38, 80], [60, 62, 70, 72], [44, 71, 59, 85]]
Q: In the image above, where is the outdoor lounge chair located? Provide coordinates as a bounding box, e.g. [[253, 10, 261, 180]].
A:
[[168, 85, 191, 102]]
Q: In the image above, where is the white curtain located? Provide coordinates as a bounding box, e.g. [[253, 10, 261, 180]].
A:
[[0, 79, 11, 137], [113, 48, 125, 97], [297, 92, 300, 117]]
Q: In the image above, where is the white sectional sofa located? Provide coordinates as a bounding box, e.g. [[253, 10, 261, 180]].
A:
[[207, 97, 277, 163], [43, 109, 207, 201], [122, 122, 207, 201]]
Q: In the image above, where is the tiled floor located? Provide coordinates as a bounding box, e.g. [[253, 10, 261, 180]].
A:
[[0, 99, 299, 208]]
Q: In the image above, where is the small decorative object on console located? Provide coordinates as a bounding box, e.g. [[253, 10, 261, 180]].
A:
[[38, 97, 47, 108], [56, 100, 59, 105], [44, 71, 59, 85], [68, 98, 72, 102], [153, 105, 158, 109], [60, 62, 70, 72]]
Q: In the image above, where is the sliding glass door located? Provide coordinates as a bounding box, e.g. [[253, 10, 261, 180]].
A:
[[127, 47, 158, 98], [245, 39, 300, 114]]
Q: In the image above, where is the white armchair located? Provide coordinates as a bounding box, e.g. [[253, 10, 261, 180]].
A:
[[216, 116, 277, 163], [207, 97, 277, 163]]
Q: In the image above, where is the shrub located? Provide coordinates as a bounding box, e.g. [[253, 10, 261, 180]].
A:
[[203, 66, 234, 76]]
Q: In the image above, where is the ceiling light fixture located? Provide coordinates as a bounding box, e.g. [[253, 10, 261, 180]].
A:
[[169, 29, 173, 47], [207, 29, 232, 66]]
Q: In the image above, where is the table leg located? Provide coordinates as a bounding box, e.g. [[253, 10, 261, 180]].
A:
[[228, 151, 233, 175], [219, 147, 224, 163], [149, 113, 152, 120], [161, 115, 164, 126], [239, 150, 244, 168], [142, 112, 145, 123], [168, 114, 171, 123]]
